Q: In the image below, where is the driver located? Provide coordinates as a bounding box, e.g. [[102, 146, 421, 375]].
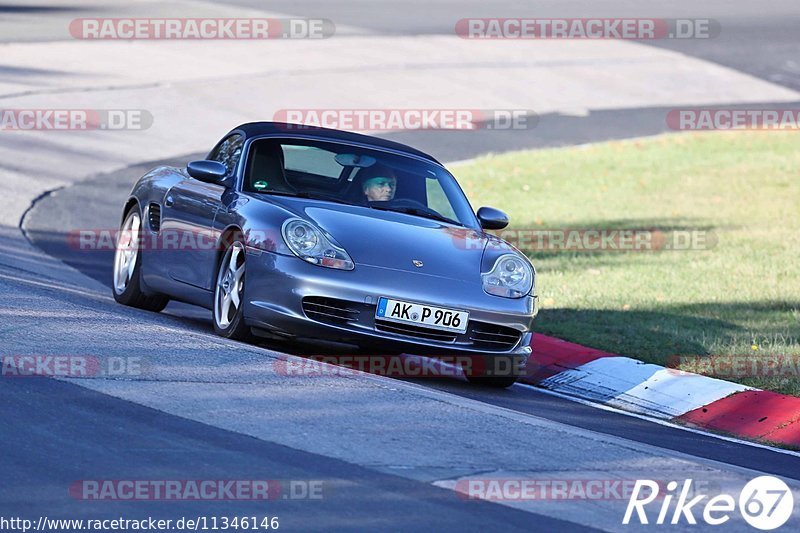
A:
[[361, 166, 397, 202]]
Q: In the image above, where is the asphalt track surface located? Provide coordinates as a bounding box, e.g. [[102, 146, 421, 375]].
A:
[[7, 0, 791, 89], [2, 377, 587, 533], [215, 0, 800, 91], [5, 0, 800, 530], [3, 1, 797, 161]]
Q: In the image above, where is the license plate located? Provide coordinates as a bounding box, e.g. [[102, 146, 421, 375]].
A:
[[376, 297, 469, 334]]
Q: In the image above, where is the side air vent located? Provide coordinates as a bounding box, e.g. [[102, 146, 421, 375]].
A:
[[148, 203, 161, 232]]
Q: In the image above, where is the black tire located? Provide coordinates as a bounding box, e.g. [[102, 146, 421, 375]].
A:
[[212, 239, 253, 341], [112, 207, 169, 312]]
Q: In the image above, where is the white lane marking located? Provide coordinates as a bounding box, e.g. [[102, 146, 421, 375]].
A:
[[539, 356, 750, 419], [516, 383, 800, 460]]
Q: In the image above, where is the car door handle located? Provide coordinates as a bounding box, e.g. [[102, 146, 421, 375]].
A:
[[164, 195, 174, 207]]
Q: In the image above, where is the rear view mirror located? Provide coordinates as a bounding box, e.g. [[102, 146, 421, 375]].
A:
[[187, 160, 228, 185], [335, 153, 377, 168]]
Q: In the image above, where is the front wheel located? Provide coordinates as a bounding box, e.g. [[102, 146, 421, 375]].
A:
[[213, 240, 252, 341], [112, 208, 168, 312]]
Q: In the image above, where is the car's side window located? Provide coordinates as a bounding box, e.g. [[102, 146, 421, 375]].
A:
[[426, 177, 458, 220], [209, 134, 244, 176]]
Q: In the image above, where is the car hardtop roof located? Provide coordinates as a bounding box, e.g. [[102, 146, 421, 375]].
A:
[[230, 122, 441, 165]]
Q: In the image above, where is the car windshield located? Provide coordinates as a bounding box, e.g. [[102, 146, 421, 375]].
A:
[[243, 138, 479, 228]]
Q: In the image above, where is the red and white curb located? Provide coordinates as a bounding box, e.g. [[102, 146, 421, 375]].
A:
[[524, 335, 800, 448]]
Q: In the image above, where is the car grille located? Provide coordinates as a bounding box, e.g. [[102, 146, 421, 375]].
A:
[[374, 320, 458, 343], [302, 297, 361, 324], [469, 323, 522, 351]]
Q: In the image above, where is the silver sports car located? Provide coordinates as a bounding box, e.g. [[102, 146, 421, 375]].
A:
[[113, 123, 537, 387]]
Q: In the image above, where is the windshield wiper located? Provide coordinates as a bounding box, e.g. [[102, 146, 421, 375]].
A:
[[369, 205, 463, 227]]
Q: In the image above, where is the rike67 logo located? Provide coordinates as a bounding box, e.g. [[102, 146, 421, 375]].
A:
[[624, 476, 794, 530]]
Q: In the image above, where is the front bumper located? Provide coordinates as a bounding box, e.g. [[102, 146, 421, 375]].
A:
[[242, 248, 536, 357]]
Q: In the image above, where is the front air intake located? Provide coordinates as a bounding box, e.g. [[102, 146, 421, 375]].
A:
[[469, 323, 522, 351], [302, 297, 361, 324]]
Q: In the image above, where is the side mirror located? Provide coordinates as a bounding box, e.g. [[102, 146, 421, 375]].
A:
[[187, 160, 228, 185], [477, 206, 509, 230]]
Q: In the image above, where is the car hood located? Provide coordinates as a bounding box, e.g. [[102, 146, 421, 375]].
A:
[[265, 197, 489, 280]]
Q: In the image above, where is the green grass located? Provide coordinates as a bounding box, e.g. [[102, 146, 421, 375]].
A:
[[452, 131, 800, 395]]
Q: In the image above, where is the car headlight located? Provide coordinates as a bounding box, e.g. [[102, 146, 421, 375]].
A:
[[281, 218, 354, 270], [482, 253, 533, 298]]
